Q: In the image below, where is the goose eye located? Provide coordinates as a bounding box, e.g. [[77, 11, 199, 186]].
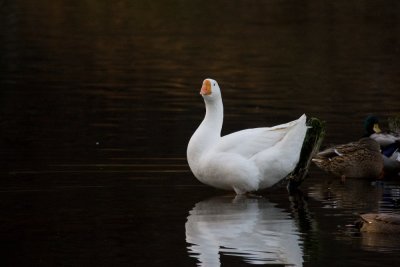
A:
[[213, 83, 216, 86]]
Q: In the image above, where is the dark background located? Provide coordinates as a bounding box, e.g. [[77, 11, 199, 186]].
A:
[[1, 1, 400, 266]]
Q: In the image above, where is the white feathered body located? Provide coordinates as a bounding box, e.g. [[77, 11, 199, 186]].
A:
[[187, 79, 307, 194], [370, 132, 400, 147]]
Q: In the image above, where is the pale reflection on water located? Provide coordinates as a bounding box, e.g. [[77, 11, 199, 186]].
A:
[[186, 195, 303, 266]]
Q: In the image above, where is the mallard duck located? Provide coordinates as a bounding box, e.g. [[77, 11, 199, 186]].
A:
[[364, 115, 400, 156], [364, 115, 400, 175], [187, 78, 308, 194], [312, 138, 383, 180], [357, 213, 400, 233]]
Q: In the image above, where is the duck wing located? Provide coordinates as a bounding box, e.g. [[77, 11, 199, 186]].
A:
[[315, 141, 359, 159], [315, 147, 342, 159], [333, 142, 363, 155]]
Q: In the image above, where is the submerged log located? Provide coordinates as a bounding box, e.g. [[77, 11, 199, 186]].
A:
[[286, 117, 326, 192]]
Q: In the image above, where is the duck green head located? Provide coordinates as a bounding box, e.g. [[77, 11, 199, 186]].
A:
[[364, 115, 382, 136]]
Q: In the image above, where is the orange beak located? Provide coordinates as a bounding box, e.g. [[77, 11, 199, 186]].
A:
[[200, 79, 212, 95]]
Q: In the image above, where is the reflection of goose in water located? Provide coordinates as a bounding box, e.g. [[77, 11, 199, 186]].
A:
[[185, 195, 303, 267]]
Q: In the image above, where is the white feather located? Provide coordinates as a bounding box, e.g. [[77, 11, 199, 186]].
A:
[[187, 79, 308, 194]]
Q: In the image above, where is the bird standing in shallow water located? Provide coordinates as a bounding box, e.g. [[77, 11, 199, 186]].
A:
[[312, 138, 383, 181], [187, 78, 308, 194]]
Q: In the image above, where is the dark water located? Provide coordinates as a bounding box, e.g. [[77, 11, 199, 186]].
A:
[[1, 0, 400, 266]]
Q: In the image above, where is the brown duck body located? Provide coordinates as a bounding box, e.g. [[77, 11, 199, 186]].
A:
[[359, 213, 400, 233], [312, 138, 383, 179]]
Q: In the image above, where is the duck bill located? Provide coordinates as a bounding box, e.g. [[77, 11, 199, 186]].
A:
[[373, 123, 382, 133]]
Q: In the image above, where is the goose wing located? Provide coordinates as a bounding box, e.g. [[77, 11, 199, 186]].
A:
[[214, 116, 305, 159]]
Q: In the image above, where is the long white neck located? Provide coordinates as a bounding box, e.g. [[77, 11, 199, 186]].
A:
[[187, 96, 223, 172], [202, 96, 223, 138]]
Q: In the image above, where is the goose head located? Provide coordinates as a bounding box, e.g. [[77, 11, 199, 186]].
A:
[[200, 78, 222, 101]]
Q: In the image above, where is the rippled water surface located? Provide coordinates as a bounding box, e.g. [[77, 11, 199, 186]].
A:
[[1, 1, 400, 266]]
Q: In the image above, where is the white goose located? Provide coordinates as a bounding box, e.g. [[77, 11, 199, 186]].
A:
[[187, 78, 308, 194]]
